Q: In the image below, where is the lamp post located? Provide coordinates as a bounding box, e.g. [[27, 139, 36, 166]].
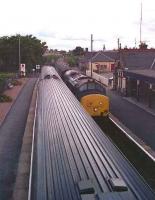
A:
[[90, 34, 93, 77]]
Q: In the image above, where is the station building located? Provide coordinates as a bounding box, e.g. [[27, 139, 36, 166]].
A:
[[124, 69, 155, 109], [88, 51, 116, 73], [114, 49, 155, 110], [79, 49, 155, 110]]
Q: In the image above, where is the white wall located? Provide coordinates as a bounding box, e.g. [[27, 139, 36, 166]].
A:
[[86, 70, 110, 86]]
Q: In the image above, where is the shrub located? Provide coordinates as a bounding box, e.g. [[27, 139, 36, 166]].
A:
[[0, 79, 6, 93], [11, 79, 22, 86], [0, 73, 15, 79], [0, 94, 12, 102]]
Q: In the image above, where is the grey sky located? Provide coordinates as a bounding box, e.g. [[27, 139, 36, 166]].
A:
[[0, 0, 155, 50]]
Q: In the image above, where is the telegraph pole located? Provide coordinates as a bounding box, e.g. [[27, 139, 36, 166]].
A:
[[140, 1, 142, 44], [19, 35, 21, 70], [90, 34, 93, 77], [117, 38, 120, 50]]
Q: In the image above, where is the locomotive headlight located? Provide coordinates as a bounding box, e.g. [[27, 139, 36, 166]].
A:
[[99, 102, 103, 105], [94, 108, 98, 112]]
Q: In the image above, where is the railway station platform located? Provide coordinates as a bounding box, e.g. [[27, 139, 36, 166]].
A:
[[106, 88, 155, 161]]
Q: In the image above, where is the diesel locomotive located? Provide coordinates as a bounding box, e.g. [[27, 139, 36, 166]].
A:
[[57, 66, 109, 117]]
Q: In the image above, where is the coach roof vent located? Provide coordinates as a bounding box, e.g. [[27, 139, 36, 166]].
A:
[[44, 74, 51, 79], [52, 74, 59, 79], [108, 178, 128, 192], [43, 74, 59, 80], [78, 179, 95, 195]]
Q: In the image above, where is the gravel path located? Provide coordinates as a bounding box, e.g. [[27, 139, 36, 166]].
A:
[[0, 78, 36, 200]]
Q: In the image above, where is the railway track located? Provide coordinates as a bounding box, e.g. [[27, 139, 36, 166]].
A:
[[94, 117, 155, 191]]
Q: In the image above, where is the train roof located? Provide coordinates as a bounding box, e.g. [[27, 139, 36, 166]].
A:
[[33, 66, 155, 200], [40, 65, 60, 80], [64, 70, 103, 88]]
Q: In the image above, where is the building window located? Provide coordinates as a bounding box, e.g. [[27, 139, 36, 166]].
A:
[[111, 63, 115, 71]]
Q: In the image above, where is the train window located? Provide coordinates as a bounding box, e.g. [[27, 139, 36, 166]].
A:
[[79, 84, 87, 91], [95, 83, 103, 92], [88, 83, 95, 90], [95, 83, 106, 94]]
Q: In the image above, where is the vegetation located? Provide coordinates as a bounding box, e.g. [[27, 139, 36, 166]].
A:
[[11, 79, 22, 86], [0, 35, 47, 72], [0, 94, 12, 102], [72, 46, 84, 56], [0, 72, 22, 95], [44, 54, 61, 65], [65, 46, 86, 67], [66, 55, 79, 67], [0, 73, 15, 79], [139, 42, 148, 49]]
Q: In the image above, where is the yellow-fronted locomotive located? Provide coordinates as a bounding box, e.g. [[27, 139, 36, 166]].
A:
[[60, 69, 109, 117]]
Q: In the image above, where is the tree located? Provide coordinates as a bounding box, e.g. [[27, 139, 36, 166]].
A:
[[0, 35, 47, 72], [44, 54, 60, 65], [72, 46, 84, 56], [139, 42, 148, 49], [66, 55, 78, 67]]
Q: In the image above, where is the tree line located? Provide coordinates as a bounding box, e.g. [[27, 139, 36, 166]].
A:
[[0, 35, 47, 72]]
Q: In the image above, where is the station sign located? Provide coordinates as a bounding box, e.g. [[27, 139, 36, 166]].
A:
[[20, 63, 26, 76]]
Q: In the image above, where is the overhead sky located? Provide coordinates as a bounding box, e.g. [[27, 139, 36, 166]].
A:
[[1, 0, 155, 51]]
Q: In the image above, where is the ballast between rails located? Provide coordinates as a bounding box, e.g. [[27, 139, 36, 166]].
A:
[[29, 66, 155, 200]]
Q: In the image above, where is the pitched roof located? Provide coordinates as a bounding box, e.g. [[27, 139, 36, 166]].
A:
[[79, 52, 97, 63], [79, 51, 119, 63], [120, 50, 155, 70], [92, 51, 115, 62], [102, 50, 120, 60]]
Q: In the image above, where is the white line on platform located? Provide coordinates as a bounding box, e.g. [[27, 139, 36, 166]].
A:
[[28, 87, 38, 200]]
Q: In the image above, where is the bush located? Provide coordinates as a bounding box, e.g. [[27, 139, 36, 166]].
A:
[[0, 73, 15, 79], [11, 79, 22, 86], [0, 79, 6, 93], [0, 94, 12, 102], [66, 55, 78, 67]]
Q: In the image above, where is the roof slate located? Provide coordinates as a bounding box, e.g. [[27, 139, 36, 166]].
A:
[[79, 51, 119, 63], [92, 51, 115, 62], [120, 50, 155, 70]]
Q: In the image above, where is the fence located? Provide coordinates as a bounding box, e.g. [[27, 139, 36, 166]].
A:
[[86, 70, 112, 86]]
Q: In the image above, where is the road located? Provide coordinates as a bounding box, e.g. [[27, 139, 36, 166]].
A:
[[107, 89, 155, 151], [0, 78, 36, 200]]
